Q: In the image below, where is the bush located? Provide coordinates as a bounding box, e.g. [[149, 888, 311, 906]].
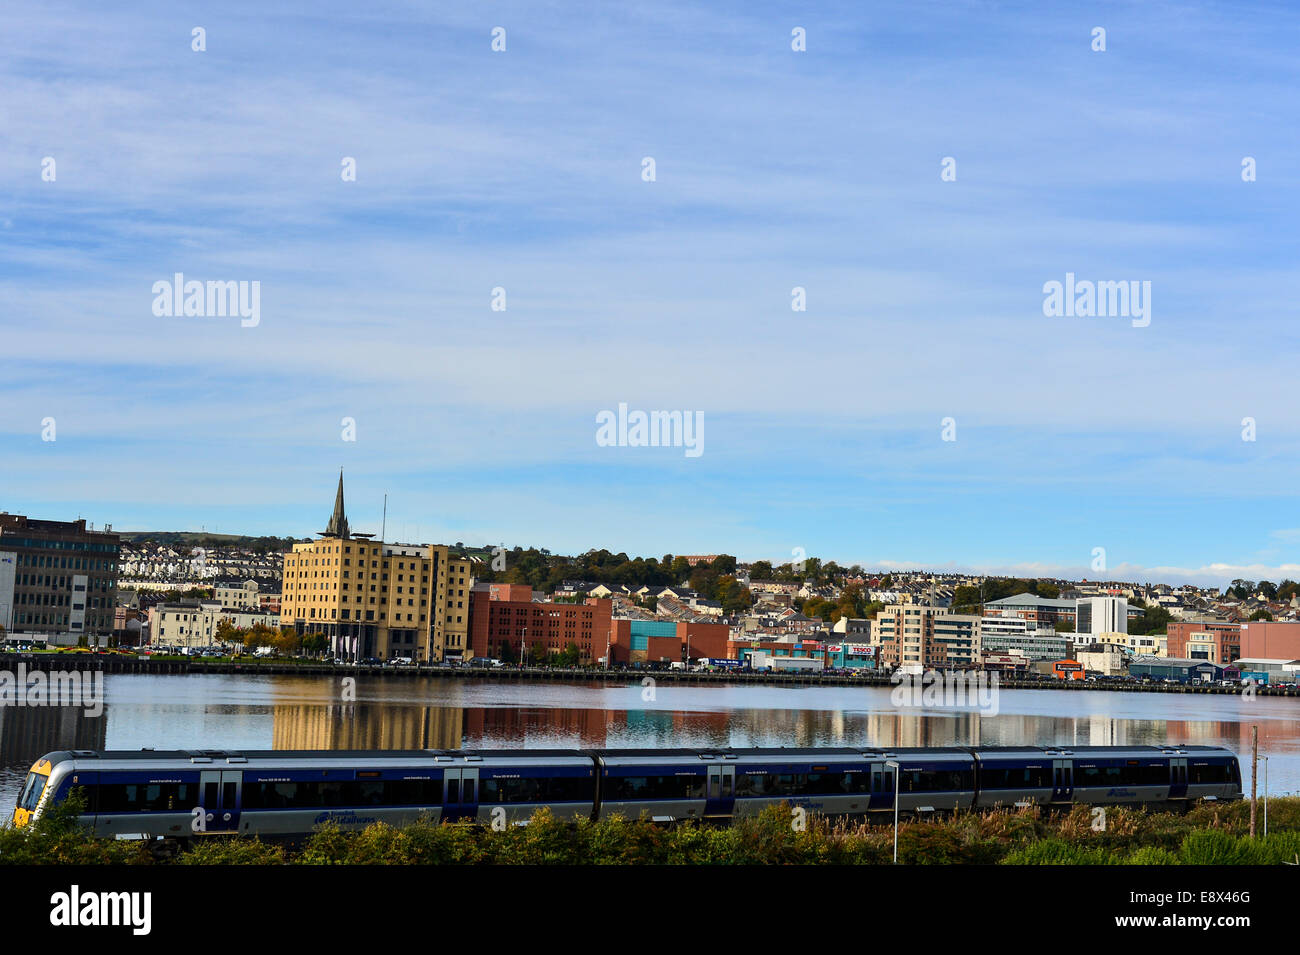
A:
[[1000, 839, 1116, 865], [179, 838, 286, 865]]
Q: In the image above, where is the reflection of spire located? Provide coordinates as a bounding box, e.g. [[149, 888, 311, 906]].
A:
[[322, 470, 350, 539]]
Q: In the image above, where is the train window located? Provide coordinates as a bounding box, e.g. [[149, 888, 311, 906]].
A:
[[552, 777, 595, 801], [462, 779, 476, 803], [222, 782, 237, 807], [735, 773, 783, 797], [842, 772, 872, 794], [204, 781, 218, 808], [981, 767, 1051, 789], [1076, 763, 1167, 787], [446, 779, 459, 803], [18, 773, 47, 812], [605, 774, 705, 801], [1189, 763, 1232, 785], [96, 782, 195, 813], [733, 771, 872, 797], [722, 774, 733, 798], [898, 769, 969, 793], [480, 776, 594, 803], [708, 776, 720, 800], [242, 778, 443, 810]]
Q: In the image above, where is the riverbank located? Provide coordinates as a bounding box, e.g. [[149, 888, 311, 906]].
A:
[[6, 799, 1299, 865], [2, 653, 1296, 697]]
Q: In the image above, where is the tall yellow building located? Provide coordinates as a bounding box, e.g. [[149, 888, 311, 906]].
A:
[[279, 473, 474, 662]]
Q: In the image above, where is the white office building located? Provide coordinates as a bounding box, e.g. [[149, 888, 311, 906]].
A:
[[1076, 596, 1128, 639]]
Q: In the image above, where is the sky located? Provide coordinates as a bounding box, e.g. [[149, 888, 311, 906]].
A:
[[3, 0, 1300, 587]]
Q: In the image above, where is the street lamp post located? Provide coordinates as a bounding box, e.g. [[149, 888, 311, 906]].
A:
[[885, 759, 900, 864]]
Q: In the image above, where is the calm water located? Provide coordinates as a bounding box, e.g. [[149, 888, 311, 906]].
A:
[[3, 673, 1299, 815]]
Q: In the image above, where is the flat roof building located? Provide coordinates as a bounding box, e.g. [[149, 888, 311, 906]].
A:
[[0, 513, 121, 646]]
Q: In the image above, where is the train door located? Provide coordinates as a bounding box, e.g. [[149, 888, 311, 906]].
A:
[[704, 764, 735, 817], [1169, 758, 1188, 799], [872, 763, 895, 811], [1051, 760, 1073, 804], [443, 768, 480, 822], [199, 770, 242, 832]]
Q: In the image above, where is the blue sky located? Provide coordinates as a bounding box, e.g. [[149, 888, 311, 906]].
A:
[[3, 0, 1300, 586]]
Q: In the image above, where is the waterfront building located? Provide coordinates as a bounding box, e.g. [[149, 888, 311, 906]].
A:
[[470, 583, 612, 663], [278, 473, 474, 662], [0, 514, 120, 646], [1076, 596, 1129, 639], [1128, 655, 1223, 684], [150, 600, 279, 648], [1076, 643, 1128, 676], [931, 614, 982, 667], [874, 605, 981, 669], [1240, 620, 1300, 661], [824, 640, 877, 670], [1232, 657, 1300, 685], [978, 614, 1069, 660], [607, 617, 730, 665]]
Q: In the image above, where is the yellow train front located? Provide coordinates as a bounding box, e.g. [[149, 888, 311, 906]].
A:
[[12, 755, 56, 828]]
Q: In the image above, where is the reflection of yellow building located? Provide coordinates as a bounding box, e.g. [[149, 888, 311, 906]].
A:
[[272, 703, 465, 751], [279, 473, 473, 661]]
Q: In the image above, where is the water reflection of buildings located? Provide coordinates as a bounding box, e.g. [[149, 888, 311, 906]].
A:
[[271, 704, 466, 751], [466, 706, 734, 748], [0, 704, 107, 770]]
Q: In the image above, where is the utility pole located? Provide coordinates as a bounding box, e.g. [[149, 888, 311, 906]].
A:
[[1250, 725, 1258, 838]]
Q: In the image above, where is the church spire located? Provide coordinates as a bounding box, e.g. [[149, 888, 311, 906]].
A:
[[323, 470, 350, 539]]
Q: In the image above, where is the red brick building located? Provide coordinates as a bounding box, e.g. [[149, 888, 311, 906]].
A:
[[1166, 620, 1242, 664], [470, 584, 612, 663], [1241, 621, 1300, 661], [607, 619, 731, 665]]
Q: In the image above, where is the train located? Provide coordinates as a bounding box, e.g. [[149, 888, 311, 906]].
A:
[[11, 744, 1242, 839]]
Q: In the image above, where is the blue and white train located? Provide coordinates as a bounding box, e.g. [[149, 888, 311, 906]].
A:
[[12, 744, 1242, 839]]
